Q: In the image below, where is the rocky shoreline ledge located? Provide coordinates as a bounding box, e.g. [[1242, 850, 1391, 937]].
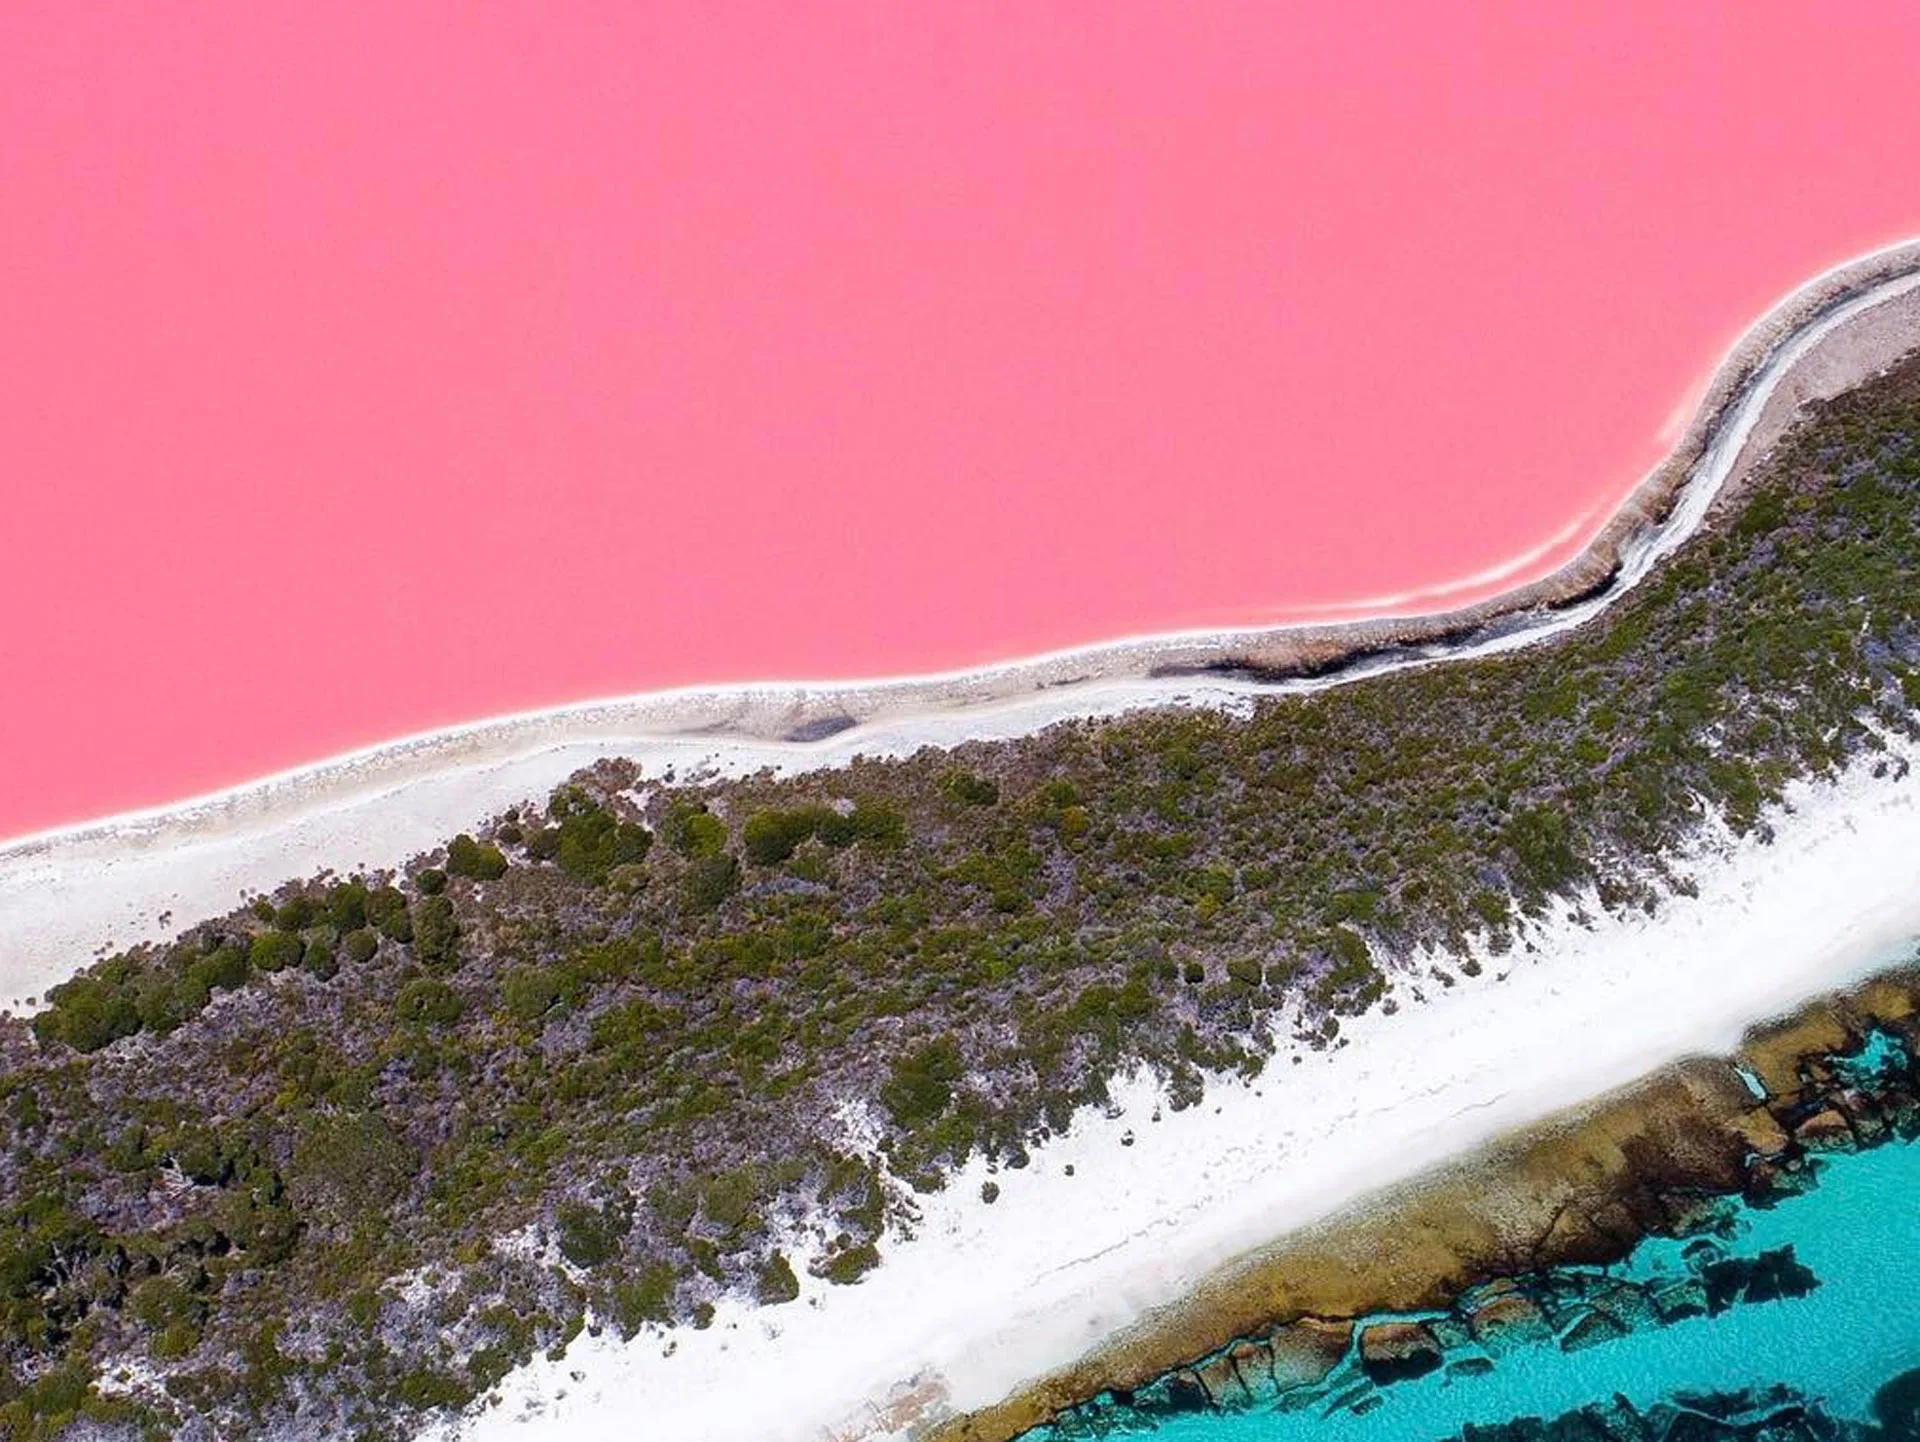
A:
[[937, 969, 1920, 1442], [1424, 1383, 1919, 1442]]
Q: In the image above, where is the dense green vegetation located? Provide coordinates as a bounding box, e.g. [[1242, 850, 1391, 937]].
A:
[[6, 362, 1920, 1437]]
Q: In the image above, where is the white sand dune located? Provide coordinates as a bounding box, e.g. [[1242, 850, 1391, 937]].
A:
[[458, 741, 1920, 1442]]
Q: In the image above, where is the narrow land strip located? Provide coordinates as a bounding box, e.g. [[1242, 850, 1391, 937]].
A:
[[9, 242, 1920, 1014]]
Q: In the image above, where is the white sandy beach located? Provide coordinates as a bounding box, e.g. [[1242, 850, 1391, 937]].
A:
[[455, 739, 1920, 1442]]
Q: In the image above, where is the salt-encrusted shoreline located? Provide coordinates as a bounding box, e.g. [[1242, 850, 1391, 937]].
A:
[[7, 239, 1920, 1012], [453, 739, 1920, 1442]]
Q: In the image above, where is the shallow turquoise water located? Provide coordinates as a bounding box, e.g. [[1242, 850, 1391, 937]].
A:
[[1046, 1102, 1920, 1440]]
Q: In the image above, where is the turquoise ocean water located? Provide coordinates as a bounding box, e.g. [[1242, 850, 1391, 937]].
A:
[[1034, 1038, 1920, 1441]]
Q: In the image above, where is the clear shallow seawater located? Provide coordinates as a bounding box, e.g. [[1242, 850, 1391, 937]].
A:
[[1065, 1111, 1920, 1440]]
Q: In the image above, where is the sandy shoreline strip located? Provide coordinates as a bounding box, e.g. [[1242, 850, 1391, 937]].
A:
[[8, 239, 1920, 1012], [457, 738, 1920, 1442]]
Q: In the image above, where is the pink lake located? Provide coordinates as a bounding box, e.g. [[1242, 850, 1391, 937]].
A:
[[4, 3, 1920, 840]]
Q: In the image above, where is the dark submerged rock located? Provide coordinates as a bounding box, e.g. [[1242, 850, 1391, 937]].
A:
[[1701, 1245, 1818, 1314], [1358, 1319, 1444, 1383], [1465, 1283, 1554, 1351], [1264, 1316, 1352, 1392], [1558, 1307, 1629, 1353]]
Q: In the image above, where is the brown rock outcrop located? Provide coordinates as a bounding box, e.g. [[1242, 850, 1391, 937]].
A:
[[1589, 1279, 1658, 1331], [1193, 1351, 1252, 1408], [1793, 1107, 1856, 1152], [1729, 1105, 1791, 1156], [1740, 1007, 1857, 1095], [1263, 1317, 1351, 1392], [1358, 1321, 1443, 1383], [1464, 1285, 1552, 1351], [1559, 1307, 1630, 1352]]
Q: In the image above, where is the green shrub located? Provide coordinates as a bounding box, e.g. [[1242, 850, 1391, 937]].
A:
[[129, 1273, 201, 1332], [0, 1361, 97, 1439], [220, 1185, 300, 1264], [1325, 888, 1380, 923], [368, 886, 413, 943], [817, 1241, 881, 1285], [289, 1111, 415, 1217], [754, 1250, 800, 1304], [742, 807, 831, 865], [546, 789, 652, 883], [343, 928, 379, 964], [412, 895, 460, 969], [939, 769, 1000, 806], [446, 833, 509, 881], [555, 1200, 623, 1268], [153, 1320, 200, 1358], [189, 941, 251, 994], [608, 1261, 680, 1337], [851, 800, 905, 846], [881, 1037, 964, 1128], [1504, 804, 1581, 893], [394, 1369, 471, 1411], [664, 802, 727, 859], [303, 937, 339, 980], [700, 1167, 764, 1232], [394, 978, 464, 1027], [816, 800, 906, 849], [33, 975, 140, 1053], [502, 966, 561, 1023], [589, 998, 674, 1052], [682, 854, 740, 912], [168, 1124, 230, 1184], [324, 881, 369, 932], [249, 931, 303, 974], [133, 971, 193, 1034]]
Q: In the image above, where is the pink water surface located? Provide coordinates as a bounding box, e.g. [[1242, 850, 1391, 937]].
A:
[[5, 3, 1920, 839]]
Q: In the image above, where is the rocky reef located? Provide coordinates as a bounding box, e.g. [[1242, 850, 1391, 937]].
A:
[[941, 970, 1920, 1442], [1438, 1372, 1920, 1442], [1029, 1238, 1822, 1437]]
